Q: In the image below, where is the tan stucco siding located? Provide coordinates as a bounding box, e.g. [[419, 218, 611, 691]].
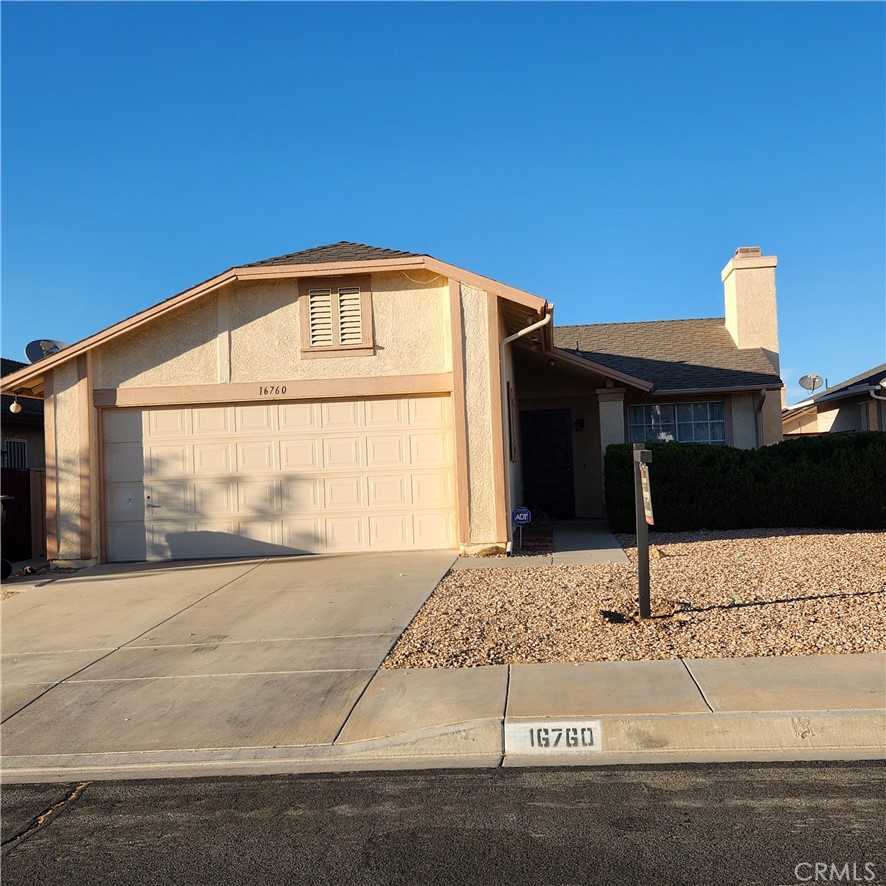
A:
[[230, 274, 450, 382], [760, 394, 784, 444], [96, 297, 220, 388], [460, 283, 498, 544], [730, 393, 758, 449], [51, 361, 82, 560]]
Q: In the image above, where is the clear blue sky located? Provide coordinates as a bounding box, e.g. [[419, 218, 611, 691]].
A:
[[2, 2, 884, 405]]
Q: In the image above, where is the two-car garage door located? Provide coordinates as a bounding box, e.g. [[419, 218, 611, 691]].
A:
[[103, 395, 457, 561]]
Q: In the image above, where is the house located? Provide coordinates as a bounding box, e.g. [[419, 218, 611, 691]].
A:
[[1, 357, 46, 560], [0, 242, 783, 565], [782, 365, 886, 436]]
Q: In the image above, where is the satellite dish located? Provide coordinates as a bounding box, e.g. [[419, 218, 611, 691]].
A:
[[799, 373, 824, 393], [25, 339, 69, 363]]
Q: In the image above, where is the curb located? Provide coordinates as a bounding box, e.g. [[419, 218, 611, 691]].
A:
[[2, 710, 882, 783]]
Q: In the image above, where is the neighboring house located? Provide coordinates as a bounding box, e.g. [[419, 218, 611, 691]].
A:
[[782, 364, 886, 436], [1, 357, 47, 560], [0, 242, 783, 565]]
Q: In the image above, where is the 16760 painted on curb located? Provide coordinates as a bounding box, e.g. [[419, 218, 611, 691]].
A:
[[505, 720, 603, 755]]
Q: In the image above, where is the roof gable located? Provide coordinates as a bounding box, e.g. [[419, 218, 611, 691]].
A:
[[554, 318, 782, 392]]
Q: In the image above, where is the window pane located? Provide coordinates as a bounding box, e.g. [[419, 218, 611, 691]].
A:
[[655, 404, 676, 423], [677, 404, 693, 422], [676, 422, 693, 442], [628, 406, 645, 425], [657, 423, 676, 443], [693, 403, 709, 421], [709, 401, 725, 421], [694, 424, 710, 442], [711, 422, 725, 442]]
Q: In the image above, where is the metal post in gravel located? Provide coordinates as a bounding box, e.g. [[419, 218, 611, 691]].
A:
[[633, 444, 653, 619]]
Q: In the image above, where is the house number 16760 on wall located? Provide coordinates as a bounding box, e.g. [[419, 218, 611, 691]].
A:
[[258, 385, 287, 396]]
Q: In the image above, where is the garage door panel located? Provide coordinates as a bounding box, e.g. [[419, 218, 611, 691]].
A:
[[322, 400, 363, 429], [369, 515, 409, 547], [323, 437, 363, 470], [366, 435, 406, 467], [365, 398, 404, 427], [413, 512, 455, 547], [410, 433, 451, 467], [107, 522, 148, 561], [325, 516, 364, 549], [237, 481, 277, 513], [368, 475, 407, 507], [106, 483, 145, 521], [148, 444, 189, 476], [412, 473, 452, 507], [193, 443, 232, 474], [105, 443, 145, 482], [194, 481, 235, 514], [105, 395, 456, 560], [148, 409, 189, 438], [235, 404, 274, 432], [281, 439, 319, 470], [192, 407, 230, 435], [409, 396, 450, 426], [237, 520, 277, 546], [282, 519, 321, 551], [281, 477, 320, 510], [279, 402, 319, 431], [147, 483, 189, 519], [236, 441, 276, 472], [104, 409, 143, 443], [324, 476, 363, 509]]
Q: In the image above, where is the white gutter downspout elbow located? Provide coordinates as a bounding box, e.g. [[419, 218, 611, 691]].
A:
[[500, 310, 552, 554]]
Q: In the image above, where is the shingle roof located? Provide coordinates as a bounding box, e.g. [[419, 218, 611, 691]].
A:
[[243, 241, 423, 268], [554, 318, 782, 392]]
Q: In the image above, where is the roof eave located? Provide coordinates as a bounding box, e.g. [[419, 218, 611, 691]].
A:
[[550, 347, 654, 392]]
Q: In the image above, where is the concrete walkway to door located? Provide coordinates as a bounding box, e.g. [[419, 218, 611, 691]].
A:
[[1, 551, 455, 768]]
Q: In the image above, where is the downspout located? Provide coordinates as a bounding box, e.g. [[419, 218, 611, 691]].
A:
[[499, 309, 552, 554]]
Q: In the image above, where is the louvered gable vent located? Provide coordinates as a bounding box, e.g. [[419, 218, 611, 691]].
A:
[[337, 287, 362, 345], [308, 289, 334, 347]]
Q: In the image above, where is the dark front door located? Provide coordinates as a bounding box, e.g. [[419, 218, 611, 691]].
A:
[[519, 409, 575, 519]]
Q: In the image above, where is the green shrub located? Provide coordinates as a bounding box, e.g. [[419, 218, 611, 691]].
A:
[[604, 432, 886, 532]]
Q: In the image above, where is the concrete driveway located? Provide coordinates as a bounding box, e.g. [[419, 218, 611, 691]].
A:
[[1, 551, 455, 761]]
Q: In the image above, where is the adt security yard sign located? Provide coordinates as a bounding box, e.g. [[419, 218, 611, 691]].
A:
[[512, 507, 531, 551], [512, 507, 532, 526]]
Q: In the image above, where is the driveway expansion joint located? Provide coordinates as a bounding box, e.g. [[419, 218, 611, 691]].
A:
[[680, 658, 715, 713]]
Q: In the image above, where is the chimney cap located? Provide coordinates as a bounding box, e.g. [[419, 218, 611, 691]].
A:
[[735, 246, 762, 257]]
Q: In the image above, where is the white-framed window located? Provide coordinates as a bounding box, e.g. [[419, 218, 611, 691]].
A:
[[299, 274, 373, 357], [629, 402, 726, 445], [1, 439, 28, 469]]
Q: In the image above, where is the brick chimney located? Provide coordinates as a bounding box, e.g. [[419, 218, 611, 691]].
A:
[[721, 246, 779, 373]]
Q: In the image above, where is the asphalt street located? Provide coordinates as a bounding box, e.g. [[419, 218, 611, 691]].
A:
[[2, 762, 884, 885]]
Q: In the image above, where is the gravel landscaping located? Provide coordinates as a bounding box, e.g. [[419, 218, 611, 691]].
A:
[[384, 528, 886, 668]]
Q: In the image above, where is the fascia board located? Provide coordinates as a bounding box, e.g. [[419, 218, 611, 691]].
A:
[[423, 257, 548, 312], [649, 383, 784, 397]]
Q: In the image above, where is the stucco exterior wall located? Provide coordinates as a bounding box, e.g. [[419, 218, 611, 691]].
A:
[[94, 273, 450, 391], [96, 297, 220, 388], [51, 361, 82, 560], [730, 393, 758, 449], [230, 273, 450, 382], [460, 283, 498, 544], [760, 393, 784, 444]]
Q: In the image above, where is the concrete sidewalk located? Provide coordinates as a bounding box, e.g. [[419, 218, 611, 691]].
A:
[[1, 549, 884, 783]]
